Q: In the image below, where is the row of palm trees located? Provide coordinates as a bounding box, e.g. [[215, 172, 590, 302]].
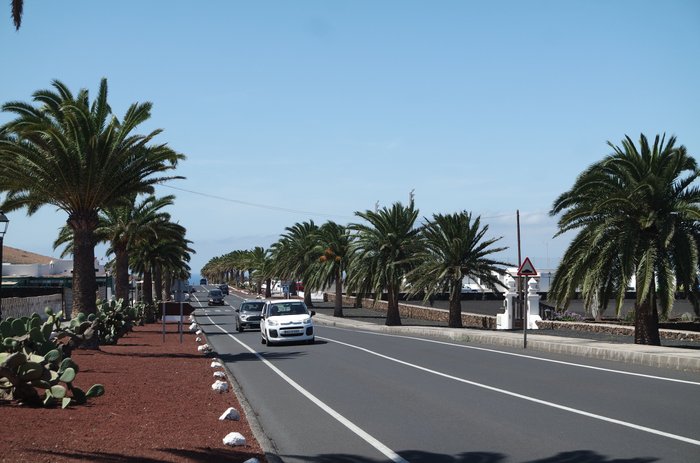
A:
[[202, 201, 510, 329], [204, 134, 700, 346], [0, 79, 192, 318]]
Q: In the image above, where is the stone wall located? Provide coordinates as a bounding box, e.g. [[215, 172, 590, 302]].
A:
[[536, 320, 700, 341], [327, 293, 497, 329]]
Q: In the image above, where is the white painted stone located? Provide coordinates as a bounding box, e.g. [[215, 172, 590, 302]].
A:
[[213, 371, 226, 379], [210, 361, 223, 369], [219, 406, 241, 421], [197, 344, 212, 353], [189, 322, 198, 331], [222, 432, 246, 446], [212, 380, 229, 393]]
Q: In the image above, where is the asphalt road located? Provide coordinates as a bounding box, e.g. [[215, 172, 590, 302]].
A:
[[190, 287, 700, 463]]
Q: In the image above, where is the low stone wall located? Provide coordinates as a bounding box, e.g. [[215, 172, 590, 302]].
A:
[[2, 294, 63, 319], [536, 320, 700, 341], [327, 293, 497, 329]]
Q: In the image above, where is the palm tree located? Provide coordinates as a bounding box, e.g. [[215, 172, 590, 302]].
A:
[[406, 211, 510, 328], [271, 221, 319, 307], [131, 219, 191, 308], [101, 194, 176, 305], [0, 79, 183, 318], [246, 247, 274, 298], [347, 201, 421, 326], [307, 221, 352, 317], [550, 134, 700, 345]]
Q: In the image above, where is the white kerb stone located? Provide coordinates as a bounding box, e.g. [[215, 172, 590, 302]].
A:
[[219, 406, 241, 421], [223, 432, 246, 446], [212, 380, 229, 393]]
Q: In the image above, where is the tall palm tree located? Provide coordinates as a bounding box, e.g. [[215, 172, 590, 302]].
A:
[[131, 219, 191, 308], [101, 194, 176, 305], [550, 134, 700, 345], [0, 79, 184, 317], [306, 221, 352, 317], [271, 221, 319, 307], [406, 211, 510, 328], [347, 201, 421, 326], [246, 247, 274, 298]]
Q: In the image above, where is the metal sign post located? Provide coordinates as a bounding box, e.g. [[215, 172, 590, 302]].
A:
[[517, 257, 538, 349]]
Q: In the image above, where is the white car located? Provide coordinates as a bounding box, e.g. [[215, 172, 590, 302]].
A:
[[260, 299, 315, 345]]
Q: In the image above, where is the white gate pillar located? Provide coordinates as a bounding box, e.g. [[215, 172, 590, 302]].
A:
[[527, 277, 542, 329], [497, 275, 517, 329]]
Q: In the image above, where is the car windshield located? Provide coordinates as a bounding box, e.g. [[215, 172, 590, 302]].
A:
[[209, 290, 222, 297], [240, 302, 263, 312], [269, 302, 308, 316]]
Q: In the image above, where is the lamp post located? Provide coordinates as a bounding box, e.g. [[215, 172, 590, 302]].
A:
[[0, 212, 9, 320]]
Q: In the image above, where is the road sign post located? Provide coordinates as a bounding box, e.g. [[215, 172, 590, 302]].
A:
[[517, 257, 538, 349]]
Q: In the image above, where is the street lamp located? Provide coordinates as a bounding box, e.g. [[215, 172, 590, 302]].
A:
[[0, 212, 9, 320]]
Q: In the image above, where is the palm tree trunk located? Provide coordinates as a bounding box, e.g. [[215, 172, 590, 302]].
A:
[[448, 280, 463, 328], [304, 289, 313, 307], [114, 243, 130, 306], [163, 271, 172, 301], [385, 284, 402, 326], [153, 262, 163, 303], [68, 213, 98, 318], [635, 299, 661, 345], [333, 267, 343, 318], [143, 269, 154, 307], [265, 278, 272, 298]]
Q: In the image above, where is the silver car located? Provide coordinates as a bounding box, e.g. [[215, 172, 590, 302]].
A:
[[235, 300, 264, 332]]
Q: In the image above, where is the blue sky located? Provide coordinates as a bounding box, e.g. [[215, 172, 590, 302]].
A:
[[1, 1, 699, 280]]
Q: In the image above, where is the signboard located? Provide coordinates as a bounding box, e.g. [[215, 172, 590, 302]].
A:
[[517, 257, 537, 276]]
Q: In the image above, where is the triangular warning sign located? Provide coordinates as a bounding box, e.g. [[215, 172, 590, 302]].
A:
[[517, 257, 537, 276]]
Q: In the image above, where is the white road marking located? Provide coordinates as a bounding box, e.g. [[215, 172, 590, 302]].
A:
[[318, 335, 700, 447], [205, 315, 408, 463], [323, 326, 700, 386]]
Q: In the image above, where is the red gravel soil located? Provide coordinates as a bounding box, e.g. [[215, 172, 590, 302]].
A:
[[0, 323, 266, 463]]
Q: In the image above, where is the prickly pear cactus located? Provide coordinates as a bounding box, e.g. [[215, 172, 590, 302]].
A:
[[0, 348, 104, 408]]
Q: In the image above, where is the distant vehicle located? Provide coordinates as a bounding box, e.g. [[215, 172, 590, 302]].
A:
[[235, 300, 265, 332], [207, 289, 225, 306], [218, 284, 229, 295], [260, 299, 315, 345], [200, 278, 208, 285]]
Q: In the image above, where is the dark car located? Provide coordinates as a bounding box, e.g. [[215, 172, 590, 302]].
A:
[[235, 300, 265, 332], [218, 284, 229, 295], [200, 278, 207, 285], [207, 289, 225, 306]]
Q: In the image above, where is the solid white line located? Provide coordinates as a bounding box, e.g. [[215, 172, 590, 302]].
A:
[[318, 335, 700, 447], [322, 325, 700, 386], [205, 315, 408, 463]]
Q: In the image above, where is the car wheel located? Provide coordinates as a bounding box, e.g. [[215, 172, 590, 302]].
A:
[[307, 337, 315, 345], [237, 323, 244, 333]]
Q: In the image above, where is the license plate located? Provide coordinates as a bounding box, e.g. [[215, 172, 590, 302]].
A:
[[283, 329, 304, 334]]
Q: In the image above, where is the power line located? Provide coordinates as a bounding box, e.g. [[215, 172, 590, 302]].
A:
[[161, 184, 549, 223], [161, 184, 354, 219]]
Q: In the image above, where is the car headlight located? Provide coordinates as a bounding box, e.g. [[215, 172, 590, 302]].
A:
[[302, 317, 312, 324], [240, 315, 248, 320], [266, 319, 278, 326]]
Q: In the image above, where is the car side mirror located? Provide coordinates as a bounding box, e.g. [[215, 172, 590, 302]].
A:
[[235, 308, 239, 313], [310, 310, 316, 317]]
